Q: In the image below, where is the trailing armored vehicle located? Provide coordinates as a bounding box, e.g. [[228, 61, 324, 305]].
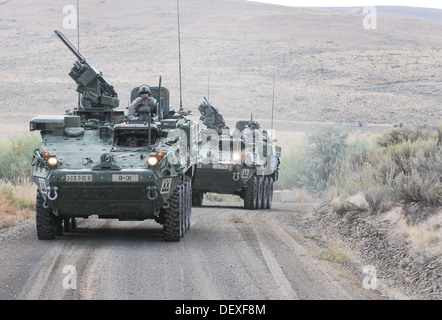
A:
[[192, 99, 281, 209], [30, 31, 198, 241]]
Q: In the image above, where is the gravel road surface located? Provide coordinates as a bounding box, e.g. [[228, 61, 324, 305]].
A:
[[0, 202, 382, 300]]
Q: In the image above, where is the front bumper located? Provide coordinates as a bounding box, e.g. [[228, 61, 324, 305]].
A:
[[35, 169, 180, 220], [193, 163, 256, 194]]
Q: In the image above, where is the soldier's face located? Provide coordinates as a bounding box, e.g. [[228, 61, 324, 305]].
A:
[[141, 93, 149, 98]]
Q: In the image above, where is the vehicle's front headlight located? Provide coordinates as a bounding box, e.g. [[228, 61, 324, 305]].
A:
[[232, 152, 243, 162], [47, 156, 58, 167], [147, 156, 159, 167], [147, 152, 165, 167]]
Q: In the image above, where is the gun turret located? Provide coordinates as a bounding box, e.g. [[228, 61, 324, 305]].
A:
[[198, 97, 228, 133], [55, 30, 120, 112]]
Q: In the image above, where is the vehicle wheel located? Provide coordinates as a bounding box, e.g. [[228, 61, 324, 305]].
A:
[[56, 218, 64, 236], [244, 176, 258, 209], [71, 218, 77, 229], [182, 178, 190, 234], [36, 190, 57, 240], [163, 181, 184, 242], [261, 177, 269, 209], [256, 177, 263, 210], [180, 180, 185, 236], [63, 218, 71, 232], [266, 177, 273, 209], [185, 178, 192, 231], [192, 192, 203, 207]]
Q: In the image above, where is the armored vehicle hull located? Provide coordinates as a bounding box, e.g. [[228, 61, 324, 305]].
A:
[[30, 31, 198, 241], [192, 101, 281, 209], [192, 142, 280, 209], [31, 110, 197, 241]]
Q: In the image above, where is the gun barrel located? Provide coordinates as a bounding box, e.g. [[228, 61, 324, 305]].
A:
[[54, 30, 87, 65]]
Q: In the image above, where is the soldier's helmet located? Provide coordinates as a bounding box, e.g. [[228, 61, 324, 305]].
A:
[[250, 120, 260, 129], [138, 85, 151, 95]]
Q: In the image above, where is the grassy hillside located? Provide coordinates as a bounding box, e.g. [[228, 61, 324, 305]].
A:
[[1, 0, 442, 142]]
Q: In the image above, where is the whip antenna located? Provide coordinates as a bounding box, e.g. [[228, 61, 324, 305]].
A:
[[207, 55, 211, 103], [177, 0, 183, 112], [77, 0, 80, 51], [77, 0, 81, 109], [271, 64, 275, 131]]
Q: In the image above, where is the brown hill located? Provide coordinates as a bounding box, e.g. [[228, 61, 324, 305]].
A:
[[1, 0, 442, 138]]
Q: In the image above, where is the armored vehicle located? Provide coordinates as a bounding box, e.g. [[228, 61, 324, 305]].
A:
[[192, 99, 281, 209], [30, 31, 198, 241]]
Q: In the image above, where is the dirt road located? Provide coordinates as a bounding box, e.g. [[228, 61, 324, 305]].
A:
[[0, 201, 381, 300]]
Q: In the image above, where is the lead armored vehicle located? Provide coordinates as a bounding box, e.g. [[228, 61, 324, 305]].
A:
[[30, 31, 198, 241], [192, 99, 281, 209]]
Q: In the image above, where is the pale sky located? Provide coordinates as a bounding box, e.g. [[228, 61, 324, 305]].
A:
[[248, 0, 442, 10]]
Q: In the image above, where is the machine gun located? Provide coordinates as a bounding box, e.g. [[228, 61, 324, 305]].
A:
[[55, 30, 119, 111], [198, 97, 228, 133]]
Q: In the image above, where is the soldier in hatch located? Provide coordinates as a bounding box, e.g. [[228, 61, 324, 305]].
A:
[[127, 85, 158, 121]]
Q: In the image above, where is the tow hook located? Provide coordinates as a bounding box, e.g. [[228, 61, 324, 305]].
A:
[[146, 186, 159, 200], [47, 186, 58, 201]]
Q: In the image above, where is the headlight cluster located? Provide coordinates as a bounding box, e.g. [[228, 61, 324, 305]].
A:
[[32, 150, 59, 168], [147, 152, 164, 167], [232, 152, 244, 163], [43, 152, 59, 167]]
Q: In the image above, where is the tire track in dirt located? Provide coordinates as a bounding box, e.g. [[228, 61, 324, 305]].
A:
[[250, 222, 300, 300], [2, 202, 384, 300], [243, 207, 381, 300]]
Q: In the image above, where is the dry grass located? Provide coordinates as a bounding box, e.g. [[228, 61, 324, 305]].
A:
[[314, 239, 349, 263], [0, 195, 34, 228], [0, 179, 35, 229], [292, 189, 315, 202], [399, 209, 442, 258]]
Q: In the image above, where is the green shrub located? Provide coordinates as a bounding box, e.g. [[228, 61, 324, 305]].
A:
[[299, 125, 349, 193], [0, 133, 41, 184], [346, 137, 373, 172], [276, 143, 307, 190], [364, 184, 394, 213], [336, 138, 374, 195], [377, 125, 434, 148], [361, 125, 442, 214]]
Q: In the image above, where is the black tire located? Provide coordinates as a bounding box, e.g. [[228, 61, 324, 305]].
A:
[[266, 177, 273, 209], [185, 178, 192, 231], [163, 181, 184, 242], [71, 218, 77, 229], [261, 177, 269, 209], [36, 190, 57, 240], [244, 176, 258, 209], [192, 192, 203, 207], [181, 179, 189, 235], [256, 177, 263, 210], [63, 218, 71, 232], [56, 218, 64, 236]]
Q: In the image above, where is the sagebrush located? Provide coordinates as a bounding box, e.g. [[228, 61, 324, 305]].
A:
[[0, 133, 41, 184]]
